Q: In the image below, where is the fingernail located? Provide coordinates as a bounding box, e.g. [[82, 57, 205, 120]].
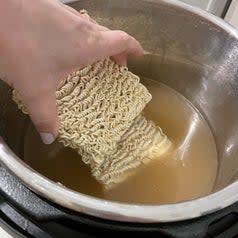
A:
[[40, 133, 55, 145], [121, 62, 127, 67], [120, 59, 127, 66]]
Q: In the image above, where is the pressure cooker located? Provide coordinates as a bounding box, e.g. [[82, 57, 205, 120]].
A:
[[0, 0, 238, 237]]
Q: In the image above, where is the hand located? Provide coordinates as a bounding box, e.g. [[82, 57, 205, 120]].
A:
[[0, 0, 143, 144]]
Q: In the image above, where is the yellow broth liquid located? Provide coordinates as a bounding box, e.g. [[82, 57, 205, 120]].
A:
[[24, 78, 218, 204]]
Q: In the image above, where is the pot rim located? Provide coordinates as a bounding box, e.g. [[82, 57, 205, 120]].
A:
[[1, 0, 238, 223], [1, 136, 237, 223]]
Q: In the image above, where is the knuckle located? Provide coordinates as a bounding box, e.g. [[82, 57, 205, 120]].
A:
[[117, 31, 130, 43]]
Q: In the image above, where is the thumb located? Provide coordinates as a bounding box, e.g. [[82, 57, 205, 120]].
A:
[[23, 91, 58, 145], [100, 30, 144, 58]]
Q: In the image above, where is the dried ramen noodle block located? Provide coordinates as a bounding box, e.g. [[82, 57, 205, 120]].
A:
[[12, 58, 171, 188]]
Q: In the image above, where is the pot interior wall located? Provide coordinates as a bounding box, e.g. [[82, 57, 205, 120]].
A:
[[1, 0, 238, 197]]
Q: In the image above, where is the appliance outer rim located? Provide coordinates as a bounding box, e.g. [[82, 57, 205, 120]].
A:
[[1, 0, 238, 223]]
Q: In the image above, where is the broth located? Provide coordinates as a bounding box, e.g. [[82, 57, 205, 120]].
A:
[[24, 78, 218, 204]]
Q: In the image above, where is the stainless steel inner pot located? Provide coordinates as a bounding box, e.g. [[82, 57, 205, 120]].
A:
[[1, 0, 238, 223]]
